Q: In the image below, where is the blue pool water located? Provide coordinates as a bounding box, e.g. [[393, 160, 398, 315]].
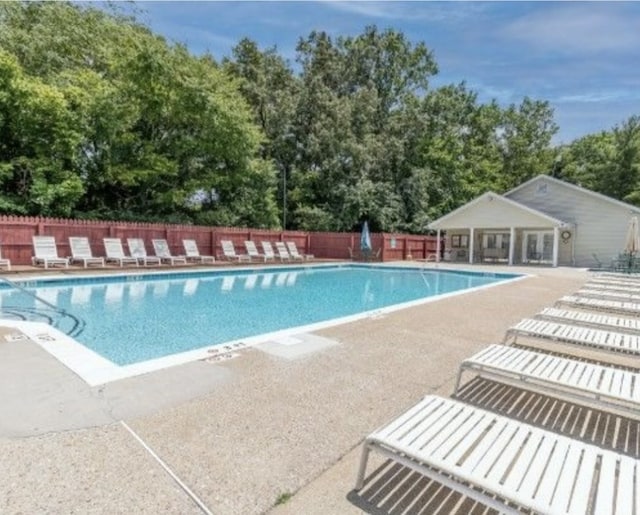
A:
[[0, 265, 519, 365]]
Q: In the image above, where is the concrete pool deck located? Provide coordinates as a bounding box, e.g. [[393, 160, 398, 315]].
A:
[[0, 263, 611, 513]]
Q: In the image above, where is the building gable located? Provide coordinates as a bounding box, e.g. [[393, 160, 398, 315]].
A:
[[428, 192, 567, 230], [506, 175, 640, 220]]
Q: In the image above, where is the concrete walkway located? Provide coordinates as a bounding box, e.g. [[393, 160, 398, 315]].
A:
[[0, 264, 592, 514]]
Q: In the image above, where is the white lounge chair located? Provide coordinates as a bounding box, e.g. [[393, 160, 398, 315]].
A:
[[585, 282, 640, 295], [244, 241, 271, 262], [220, 240, 251, 262], [577, 288, 640, 301], [68, 237, 105, 268], [588, 277, 640, 290], [286, 241, 313, 261], [537, 306, 640, 334], [597, 272, 640, 282], [103, 238, 139, 267], [261, 241, 277, 261], [127, 238, 161, 266], [0, 245, 11, 271], [457, 344, 640, 419], [505, 318, 640, 355], [274, 241, 291, 261], [557, 294, 640, 316], [182, 239, 215, 264], [356, 395, 638, 514], [32, 236, 69, 269], [152, 239, 187, 265]]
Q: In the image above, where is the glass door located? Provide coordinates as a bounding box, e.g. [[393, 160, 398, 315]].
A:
[[542, 233, 554, 261], [523, 231, 553, 263]]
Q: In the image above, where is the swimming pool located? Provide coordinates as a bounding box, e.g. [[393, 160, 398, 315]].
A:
[[0, 264, 521, 383]]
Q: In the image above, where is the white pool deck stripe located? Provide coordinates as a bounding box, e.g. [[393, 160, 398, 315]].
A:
[[120, 421, 214, 515], [1, 265, 528, 386]]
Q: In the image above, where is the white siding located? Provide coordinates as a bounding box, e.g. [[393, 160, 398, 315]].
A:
[[506, 176, 640, 267]]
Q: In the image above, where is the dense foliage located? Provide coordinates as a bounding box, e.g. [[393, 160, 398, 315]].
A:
[[0, 3, 638, 231]]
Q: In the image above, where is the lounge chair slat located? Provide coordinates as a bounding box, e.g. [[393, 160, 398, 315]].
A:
[[515, 434, 556, 500], [568, 447, 599, 514], [616, 458, 635, 515], [443, 413, 502, 465], [471, 423, 525, 481], [426, 410, 488, 459], [551, 445, 584, 514], [374, 396, 442, 438], [401, 404, 468, 451], [594, 454, 617, 514], [483, 425, 531, 485], [535, 439, 570, 508]]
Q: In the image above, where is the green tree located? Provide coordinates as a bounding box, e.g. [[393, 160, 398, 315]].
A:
[[498, 97, 558, 190], [0, 2, 277, 225], [0, 50, 83, 215]]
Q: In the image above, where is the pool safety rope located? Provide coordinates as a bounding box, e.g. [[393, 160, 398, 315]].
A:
[[120, 421, 214, 515]]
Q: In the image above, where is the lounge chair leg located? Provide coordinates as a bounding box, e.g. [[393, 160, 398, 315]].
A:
[[454, 367, 464, 394], [355, 442, 371, 490]]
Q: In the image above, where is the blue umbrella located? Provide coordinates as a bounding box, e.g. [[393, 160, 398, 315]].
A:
[[360, 221, 372, 252]]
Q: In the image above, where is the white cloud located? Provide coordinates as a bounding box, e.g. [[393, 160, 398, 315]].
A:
[[317, 0, 484, 22], [556, 91, 640, 104], [502, 4, 640, 54]]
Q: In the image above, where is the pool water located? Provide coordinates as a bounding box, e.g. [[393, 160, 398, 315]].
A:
[[0, 265, 519, 366]]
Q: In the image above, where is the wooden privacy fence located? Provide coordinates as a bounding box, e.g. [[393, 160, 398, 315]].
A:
[[0, 215, 441, 265]]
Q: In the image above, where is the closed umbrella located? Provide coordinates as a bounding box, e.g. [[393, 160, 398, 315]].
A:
[[625, 216, 640, 255], [623, 216, 640, 272], [360, 221, 372, 260]]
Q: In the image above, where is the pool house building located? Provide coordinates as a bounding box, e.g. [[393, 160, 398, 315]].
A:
[[428, 174, 640, 267]]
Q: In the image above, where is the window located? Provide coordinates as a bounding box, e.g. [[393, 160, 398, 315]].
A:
[[536, 183, 548, 196], [451, 235, 469, 248], [482, 232, 510, 250]]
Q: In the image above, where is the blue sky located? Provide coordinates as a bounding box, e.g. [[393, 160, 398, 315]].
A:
[[115, 1, 640, 145]]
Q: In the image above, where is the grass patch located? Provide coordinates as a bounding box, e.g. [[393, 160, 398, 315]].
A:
[[275, 492, 294, 506]]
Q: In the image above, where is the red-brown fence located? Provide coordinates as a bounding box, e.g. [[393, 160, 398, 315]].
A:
[[0, 215, 440, 265]]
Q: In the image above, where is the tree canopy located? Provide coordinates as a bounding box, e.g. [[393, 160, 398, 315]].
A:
[[0, 2, 638, 231]]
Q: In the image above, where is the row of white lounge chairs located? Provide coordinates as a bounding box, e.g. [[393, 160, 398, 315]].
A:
[[356, 272, 640, 513], [221, 240, 313, 263], [19, 236, 313, 269]]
